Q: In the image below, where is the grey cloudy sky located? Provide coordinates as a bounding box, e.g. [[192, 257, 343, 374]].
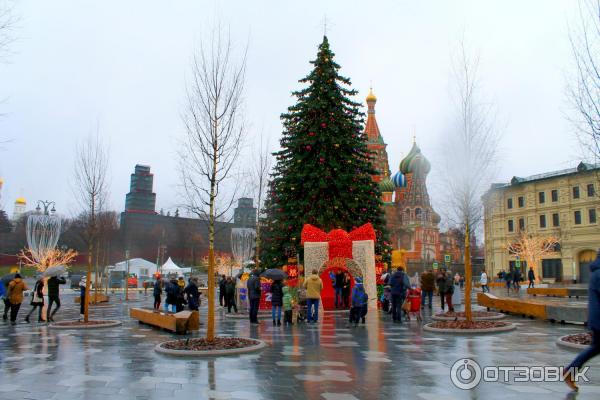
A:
[[0, 0, 582, 220]]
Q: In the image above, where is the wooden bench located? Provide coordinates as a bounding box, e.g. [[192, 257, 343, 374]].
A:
[[74, 293, 110, 304], [477, 292, 548, 319], [130, 308, 199, 334], [527, 287, 587, 298]]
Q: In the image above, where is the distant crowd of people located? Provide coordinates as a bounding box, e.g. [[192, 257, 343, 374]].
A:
[[152, 275, 202, 313]]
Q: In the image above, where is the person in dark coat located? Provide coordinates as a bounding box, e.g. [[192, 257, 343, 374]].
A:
[[389, 266, 410, 323], [420, 269, 435, 309], [436, 269, 447, 310], [25, 278, 44, 323], [444, 271, 455, 312], [164, 277, 180, 313], [565, 250, 600, 391], [334, 271, 345, 308], [270, 279, 284, 326], [225, 277, 237, 313], [505, 269, 513, 294], [153, 276, 162, 311], [342, 273, 351, 308], [219, 275, 227, 307], [528, 267, 536, 289], [247, 269, 262, 324], [184, 278, 200, 311], [46, 275, 66, 322]]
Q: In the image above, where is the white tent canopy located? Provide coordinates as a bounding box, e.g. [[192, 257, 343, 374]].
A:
[[112, 258, 158, 278], [161, 257, 191, 274]]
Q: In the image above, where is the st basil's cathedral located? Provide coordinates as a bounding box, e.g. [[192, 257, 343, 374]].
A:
[[364, 89, 461, 267]]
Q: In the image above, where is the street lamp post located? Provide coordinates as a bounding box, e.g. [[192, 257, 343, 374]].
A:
[[35, 200, 57, 216]]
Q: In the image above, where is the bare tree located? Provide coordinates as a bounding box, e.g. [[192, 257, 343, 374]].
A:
[[72, 132, 109, 323], [506, 231, 560, 283], [569, 0, 600, 160], [0, 1, 15, 62], [249, 132, 272, 267], [440, 41, 501, 321], [179, 27, 246, 341]]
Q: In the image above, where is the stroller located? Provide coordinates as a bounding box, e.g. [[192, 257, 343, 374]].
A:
[[295, 287, 307, 324], [405, 286, 422, 322]]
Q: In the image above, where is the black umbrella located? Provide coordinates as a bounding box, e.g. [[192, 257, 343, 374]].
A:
[[1, 273, 16, 286], [261, 269, 287, 281]]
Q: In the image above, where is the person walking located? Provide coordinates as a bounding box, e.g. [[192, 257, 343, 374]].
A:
[[184, 278, 200, 311], [444, 271, 455, 312], [513, 269, 521, 294], [152, 276, 162, 311], [303, 269, 323, 324], [1, 278, 9, 321], [436, 269, 447, 310], [505, 269, 513, 294], [342, 272, 351, 308], [7, 274, 27, 325], [420, 269, 434, 309], [225, 277, 238, 313], [390, 266, 410, 323], [282, 286, 293, 325], [25, 278, 44, 323], [46, 274, 66, 322], [79, 274, 87, 320], [219, 275, 227, 307], [565, 249, 600, 391], [247, 269, 262, 324], [270, 279, 284, 326], [349, 277, 368, 326], [480, 270, 489, 293], [528, 267, 536, 289], [334, 270, 345, 308]]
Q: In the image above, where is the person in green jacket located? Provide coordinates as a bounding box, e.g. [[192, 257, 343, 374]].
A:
[[282, 286, 293, 325]]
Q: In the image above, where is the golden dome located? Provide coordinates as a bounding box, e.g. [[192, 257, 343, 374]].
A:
[[366, 88, 377, 103], [15, 196, 26, 205]]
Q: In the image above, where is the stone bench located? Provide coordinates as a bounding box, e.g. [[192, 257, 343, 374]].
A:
[[546, 304, 588, 324], [477, 292, 547, 319], [527, 287, 588, 298], [130, 308, 199, 334]]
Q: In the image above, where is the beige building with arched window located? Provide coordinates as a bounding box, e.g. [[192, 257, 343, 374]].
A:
[[483, 162, 600, 283]]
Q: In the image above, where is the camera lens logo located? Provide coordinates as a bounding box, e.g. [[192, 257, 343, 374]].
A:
[[450, 358, 482, 390]]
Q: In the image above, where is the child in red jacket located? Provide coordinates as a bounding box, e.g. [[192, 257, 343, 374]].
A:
[[406, 286, 422, 322]]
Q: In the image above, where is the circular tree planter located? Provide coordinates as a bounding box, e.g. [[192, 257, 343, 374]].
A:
[[155, 337, 266, 357], [50, 320, 122, 330], [423, 320, 516, 334], [432, 311, 505, 321], [557, 332, 591, 351]]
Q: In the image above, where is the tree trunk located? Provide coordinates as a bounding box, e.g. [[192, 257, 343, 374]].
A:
[[84, 242, 92, 323], [464, 223, 472, 322], [206, 136, 218, 342]]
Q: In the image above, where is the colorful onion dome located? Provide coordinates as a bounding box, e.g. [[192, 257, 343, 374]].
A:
[[391, 171, 407, 188], [366, 88, 377, 103], [15, 196, 26, 205], [378, 176, 395, 193], [399, 142, 431, 176]]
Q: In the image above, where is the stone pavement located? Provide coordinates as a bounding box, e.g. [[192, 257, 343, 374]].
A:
[[0, 290, 599, 400]]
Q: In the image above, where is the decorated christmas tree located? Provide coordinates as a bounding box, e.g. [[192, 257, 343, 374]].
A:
[[260, 36, 390, 268]]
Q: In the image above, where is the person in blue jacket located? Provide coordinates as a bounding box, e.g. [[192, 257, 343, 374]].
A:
[[565, 249, 600, 391], [389, 266, 410, 323], [349, 278, 368, 326]]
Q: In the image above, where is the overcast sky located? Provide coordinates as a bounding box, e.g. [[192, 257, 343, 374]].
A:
[[0, 0, 584, 221]]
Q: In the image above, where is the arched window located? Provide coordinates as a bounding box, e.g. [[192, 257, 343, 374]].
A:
[[415, 208, 422, 218]]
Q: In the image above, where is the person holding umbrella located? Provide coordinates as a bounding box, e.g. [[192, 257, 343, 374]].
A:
[[46, 273, 66, 322], [25, 277, 44, 323], [270, 279, 284, 326]]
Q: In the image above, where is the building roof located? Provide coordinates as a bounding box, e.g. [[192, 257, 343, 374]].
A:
[[15, 196, 26, 205], [488, 162, 600, 191]]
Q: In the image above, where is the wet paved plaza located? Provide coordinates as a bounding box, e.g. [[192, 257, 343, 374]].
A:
[[1, 289, 600, 400]]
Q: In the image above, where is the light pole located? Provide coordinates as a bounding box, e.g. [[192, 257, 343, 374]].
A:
[[35, 200, 56, 216]]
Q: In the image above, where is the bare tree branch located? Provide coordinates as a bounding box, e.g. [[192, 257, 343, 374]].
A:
[[178, 25, 247, 341]]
